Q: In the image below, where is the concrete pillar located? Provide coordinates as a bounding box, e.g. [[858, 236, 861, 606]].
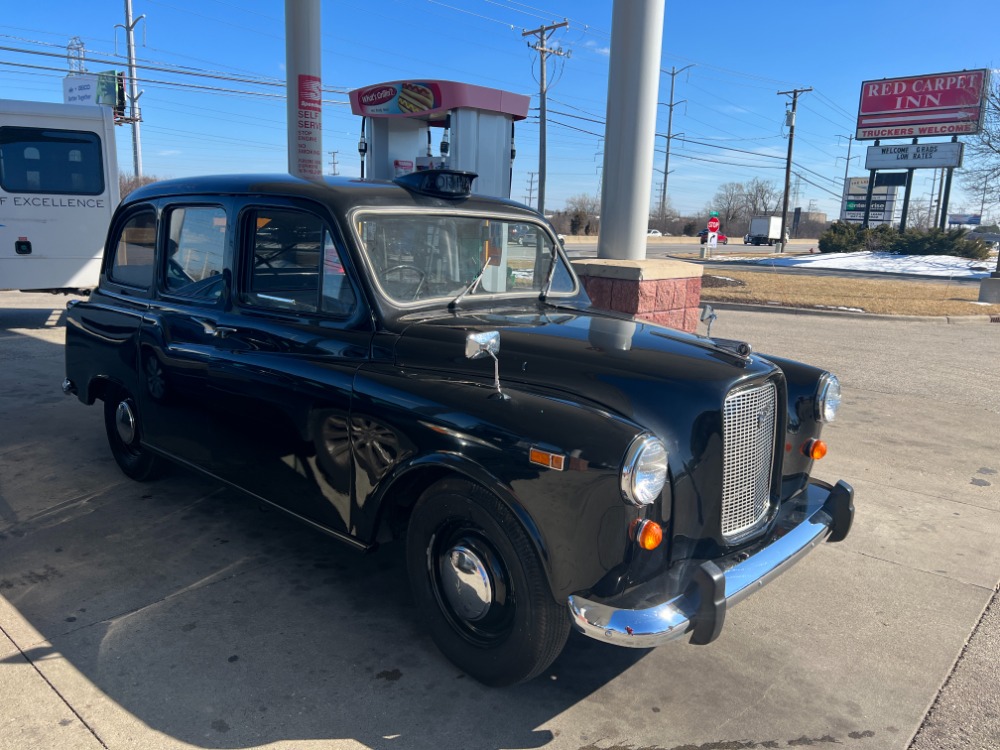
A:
[[598, 0, 666, 260], [285, 0, 323, 180]]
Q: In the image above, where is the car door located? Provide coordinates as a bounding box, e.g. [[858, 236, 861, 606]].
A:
[[202, 200, 374, 537], [136, 201, 232, 466], [68, 204, 157, 410]]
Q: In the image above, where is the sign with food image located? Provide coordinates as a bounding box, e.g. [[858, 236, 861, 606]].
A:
[[355, 81, 441, 116]]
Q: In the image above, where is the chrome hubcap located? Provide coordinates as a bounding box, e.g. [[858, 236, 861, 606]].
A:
[[439, 544, 493, 622], [115, 400, 137, 445]]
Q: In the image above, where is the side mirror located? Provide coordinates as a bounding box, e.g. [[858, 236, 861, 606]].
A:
[[465, 330, 500, 360], [465, 331, 508, 400]]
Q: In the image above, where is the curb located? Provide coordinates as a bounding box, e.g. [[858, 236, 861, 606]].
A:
[[702, 301, 998, 324]]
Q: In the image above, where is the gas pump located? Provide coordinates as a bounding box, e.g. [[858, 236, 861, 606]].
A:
[[349, 80, 530, 291], [348, 80, 529, 200]]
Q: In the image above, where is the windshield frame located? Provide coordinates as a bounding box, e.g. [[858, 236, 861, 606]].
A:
[[346, 206, 579, 311]]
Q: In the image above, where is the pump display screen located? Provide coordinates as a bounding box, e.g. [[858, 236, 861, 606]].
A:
[[355, 213, 574, 305]]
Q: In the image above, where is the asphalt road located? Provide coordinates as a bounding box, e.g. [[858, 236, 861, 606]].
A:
[[0, 291, 997, 750]]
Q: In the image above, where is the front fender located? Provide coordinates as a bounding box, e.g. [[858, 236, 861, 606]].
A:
[[351, 365, 647, 599]]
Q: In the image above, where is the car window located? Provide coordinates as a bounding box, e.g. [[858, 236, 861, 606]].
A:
[[242, 208, 355, 317], [163, 206, 227, 300], [108, 209, 156, 288], [356, 213, 574, 305]]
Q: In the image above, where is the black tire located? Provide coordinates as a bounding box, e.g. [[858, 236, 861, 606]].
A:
[[406, 477, 570, 686], [103, 386, 165, 481]]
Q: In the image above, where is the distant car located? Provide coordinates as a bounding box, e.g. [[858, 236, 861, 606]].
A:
[[744, 233, 752, 245], [647, 229, 662, 236], [697, 229, 729, 245], [557, 234, 566, 246]]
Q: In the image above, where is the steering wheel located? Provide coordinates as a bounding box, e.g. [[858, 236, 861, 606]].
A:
[[167, 258, 195, 284], [383, 264, 427, 300]]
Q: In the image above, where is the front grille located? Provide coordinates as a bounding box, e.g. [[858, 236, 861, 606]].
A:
[[721, 381, 777, 541]]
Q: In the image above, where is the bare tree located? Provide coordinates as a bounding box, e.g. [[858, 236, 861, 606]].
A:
[[741, 177, 782, 217], [119, 172, 159, 200], [564, 193, 601, 235], [709, 182, 746, 231], [960, 78, 1000, 220]]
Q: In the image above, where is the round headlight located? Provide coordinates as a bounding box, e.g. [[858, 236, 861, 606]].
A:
[[621, 435, 668, 506], [816, 373, 841, 422]]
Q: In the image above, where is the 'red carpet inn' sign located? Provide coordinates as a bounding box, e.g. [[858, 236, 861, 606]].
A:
[[856, 69, 990, 140]]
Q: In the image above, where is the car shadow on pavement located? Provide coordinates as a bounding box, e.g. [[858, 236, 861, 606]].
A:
[[0, 325, 650, 750]]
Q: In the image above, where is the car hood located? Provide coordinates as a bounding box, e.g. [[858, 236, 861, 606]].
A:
[[392, 305, 777, 427]]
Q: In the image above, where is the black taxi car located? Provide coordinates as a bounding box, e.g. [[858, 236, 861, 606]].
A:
[[63, 170, 853, 686]]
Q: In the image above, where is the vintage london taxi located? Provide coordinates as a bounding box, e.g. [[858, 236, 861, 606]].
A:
[[63, 170, 853, 686]]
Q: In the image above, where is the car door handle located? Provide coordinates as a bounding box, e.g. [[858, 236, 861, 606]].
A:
[[192, 317, 238, 338]]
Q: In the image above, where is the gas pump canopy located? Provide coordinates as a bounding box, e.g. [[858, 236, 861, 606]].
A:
[[349, 80, 529, 122], [349, 80, 530, 199]]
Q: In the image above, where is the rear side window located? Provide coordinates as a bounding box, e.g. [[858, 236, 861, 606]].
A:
[[243, 208, 356, 317], [0, 126, 105, 195], [164, 206, 227, 300], [109, 210, 156, 288]]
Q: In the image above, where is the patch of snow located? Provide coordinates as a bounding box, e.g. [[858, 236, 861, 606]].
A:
[[711, 251, 997, 279], [815, 305, 865, 312]]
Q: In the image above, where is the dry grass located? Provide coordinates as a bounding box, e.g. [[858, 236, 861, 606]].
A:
[[700, 269, 1000, 317]]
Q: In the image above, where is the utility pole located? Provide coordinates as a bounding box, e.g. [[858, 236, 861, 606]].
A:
[[836, 134, 857, 220], [116, 0, 145, 177], [658, 64, 693, 221], [328, 151, 339, 175], [523, 20, 569, 216], [777, 86, 811, 252], [525, 171, 537, 209]]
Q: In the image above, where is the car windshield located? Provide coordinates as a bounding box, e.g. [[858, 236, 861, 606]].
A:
[[355, 213, 575, 305]]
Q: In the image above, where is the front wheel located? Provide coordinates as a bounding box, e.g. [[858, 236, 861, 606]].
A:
[[406, 478, 570, 686], [103, 386, 165, 481]]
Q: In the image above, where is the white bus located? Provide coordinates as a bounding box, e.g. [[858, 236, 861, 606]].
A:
[[0, 99, 119, 293]]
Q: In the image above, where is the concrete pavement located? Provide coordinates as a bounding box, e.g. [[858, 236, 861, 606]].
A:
[[0, 291, 997, 750]]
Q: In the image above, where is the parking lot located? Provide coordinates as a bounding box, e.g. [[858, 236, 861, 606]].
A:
[[1, 290, 998, 750]]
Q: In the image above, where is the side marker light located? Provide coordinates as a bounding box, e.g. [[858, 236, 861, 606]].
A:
[[630, 519, 663, 550], [803, 439, 827, 460]]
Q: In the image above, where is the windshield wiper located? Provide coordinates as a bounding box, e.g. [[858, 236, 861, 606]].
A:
[[538, 250, 559, 301], [449, 258, 493, 310]]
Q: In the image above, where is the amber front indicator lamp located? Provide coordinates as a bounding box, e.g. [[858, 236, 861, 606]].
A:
[[631, 519, 663, 550], [803, 439, 828, 460]]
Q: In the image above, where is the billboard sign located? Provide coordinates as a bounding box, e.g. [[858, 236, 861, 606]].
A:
[[63, 72, 119, 107], [865, 142, 964, 170], [856, 69, 989, 140], [948, 214, 981, 225], [845, 177, 894, 197]]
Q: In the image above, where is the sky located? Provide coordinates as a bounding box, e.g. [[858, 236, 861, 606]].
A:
[[2, 0, 998, 227]]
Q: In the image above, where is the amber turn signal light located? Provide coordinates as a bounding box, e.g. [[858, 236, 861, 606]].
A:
[[630, 519, 663, 550], [802, 439, 827, 460]]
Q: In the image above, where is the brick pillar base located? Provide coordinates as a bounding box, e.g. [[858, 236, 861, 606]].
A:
[[572, 259, 703, 333]]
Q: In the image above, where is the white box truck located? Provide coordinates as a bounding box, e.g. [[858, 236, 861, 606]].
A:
[[1, 99, 119, 293], [747, 215, 785, 246]]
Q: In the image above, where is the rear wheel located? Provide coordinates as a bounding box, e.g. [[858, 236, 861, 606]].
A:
[[406, 477, 570, 686], [103, 386, 164, 481]]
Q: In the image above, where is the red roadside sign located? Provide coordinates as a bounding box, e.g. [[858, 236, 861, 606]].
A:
[[707, 217, 720, 233]]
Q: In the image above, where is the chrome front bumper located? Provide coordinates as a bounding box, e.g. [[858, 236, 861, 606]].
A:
[[568, 479, 854, 648]]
